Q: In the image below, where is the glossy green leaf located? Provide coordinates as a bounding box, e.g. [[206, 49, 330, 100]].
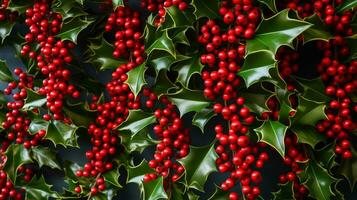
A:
[[103, 169, 121, 188], [315, 143, 336, 171], [0, 20, 14, 43], [208, 186, 230, 200], [149, 54, 189, 73], [162, 6, 195, 29], [167, 88, 211, 117], [3, 144, 32, 182], [125, 63, 147, 97], [63, 103, 97, 127], [191, 0, 220, 19], [246, 9, 311, 55], [57, 17, 93, 43], [291, 125, 325, 148], [20, 176, 59, 200], [31, 147, 61, 169], [121, 129, 157, 153], [346, 34, 357, 59], [29, 118, 49, 134], [295, 76, 330, 102], [0, 59, 13, 82], [112, 0, 124, 9], [273, 182, 294, 200], [7, 0, 33, 14], [143, 177, 168, 200], [339, 148, 357, 189], [299, 160, 337, 200], [178, 145, 218, 191], [258, 0, 277, 13], [118, 110, 156, 135], [336, 0, 357, 13], [239, 50, 277, 87], [127, 160, 155, 185], [151, 70, 178, 97], [192, 108, 216, 133], [240, 84, 273, 114], [292, 96, 327, 126], [88, 37, 127, 70], [254, 120, 288, 157], [52, 0, 87, 20], [279, 101, 295, 125], [171, 27, 191, 45], [23, 89, 46, 110], [146, 30, 176, 58], [173, 55, 204, 87], [303, 14, 332, 43]]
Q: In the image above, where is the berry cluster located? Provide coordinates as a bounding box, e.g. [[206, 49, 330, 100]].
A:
[[143, 89, 190, 183], [140, 0, 188, 25], [0, 153, 23, 200], [23, 2, 80, 121]]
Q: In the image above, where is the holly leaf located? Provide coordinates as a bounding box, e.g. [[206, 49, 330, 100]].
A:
[[125, 63, 147, 97], [346, 34, 357, 60], [88, 37, 127, 70], [246, 9, 311, 55], [118, 110, 156, 135], [298, 160, 337, 200], [103, 169, 121, 188], [0, 59, 14, 82], [292, 96, 327, 126], [142, 177, 168, 200], [120, 129, 157, 153], [112, 0, 124, 9], [162, 6, 195, 29], [295, 76, 330, 102], [290, 125, 325, 148], [279, 101, 295, 125], [191, 0, 220, 19], [254, 120, 288, 157], [149, 53, 189, 73], [146, 30, 176, 58], [339, 148, 357, 190], [258, 0, 278, 13], [19, 176, 59, 200], [0, 20, 15, 43], [167, 88, 211, 117], [57, 17, 94, 43], [272, 181, 294, 200], [127, 160, 155, 185], [239, 50, 277, 87], [240, 84, 273, 115], [7, 0, 33, 14], [303, 14, 332, 43], [208, 186, 230, 200], [171, 27, 191, 46], [22, 89, 46, 110], [315, 144, 336, 171], [3, 144, 32, 183], [63, 103, 97, 127], [336, 0, 357, 13], [31, 147, 61, 170], [173, 55, 204, 87], [178, 144, 218, 192], [52, 0, 87, 20], [151, 70, 178, 97], [192, 108, 216, 133]]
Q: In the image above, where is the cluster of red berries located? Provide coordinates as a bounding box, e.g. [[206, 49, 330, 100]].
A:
[[198, 1, 267, 199], [75, 6, 144, 196], [276, 47, 300, 91], [0, 169, 22, 200], [140, 0, 188, 25], [143, 89, 190, 183], [22, 1, 80, 121]]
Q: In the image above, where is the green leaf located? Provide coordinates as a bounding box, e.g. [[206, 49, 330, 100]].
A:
[[173, 55, 204, 87], [162, 6, 195, 29], [31, 147, 61, 170], [336, 0, 357, 13], [120, 129, 157, 153], [0, 20, 15, 43], [339, 148, 357, 189], [143, 177, 168, 200], [254, 120, 288, 157], [295, 76, 330, 102], [246, 9, 311, 55], [127, 160, 155, 185], [272, 182, 294, 200], [191, 0, 220, 19], [52, 0, 87, 20], [118, 110, 156, 134], [151, 70, 178, 97], [292, 96, 327, 126], [167, 88, 211, 117], [103, 169, 121, 188], [125, 63, 147, 97], [88, 37, 127, 70], [171, 27, 191, 46], [0, 59, 13, 82], [298, 160, 337, 200], [208, 186, 230, 200], [19, 176, 58, 200], [29, 118, 49, 134], [290, 125, 325, 148], [315, 143, 336, 171], [112, 0, 124, 9], [63, 103, 97, 127], [149, 54, 189, 73], [346, 34, 357, 60], [303, 14, 332, 43], [279, 101, 295, 125], [178, 145, 218, 191], [239, 50, 277, 87], [46, 121, 79, 148], [258, 0, 277, 13], [23, 89, 46, 110], [3, 144, 32, 182], [57, 17, 93, 43], [192, 108, 216, 133], [146, 30, 176, 58], [240, 84, 273, 114]]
